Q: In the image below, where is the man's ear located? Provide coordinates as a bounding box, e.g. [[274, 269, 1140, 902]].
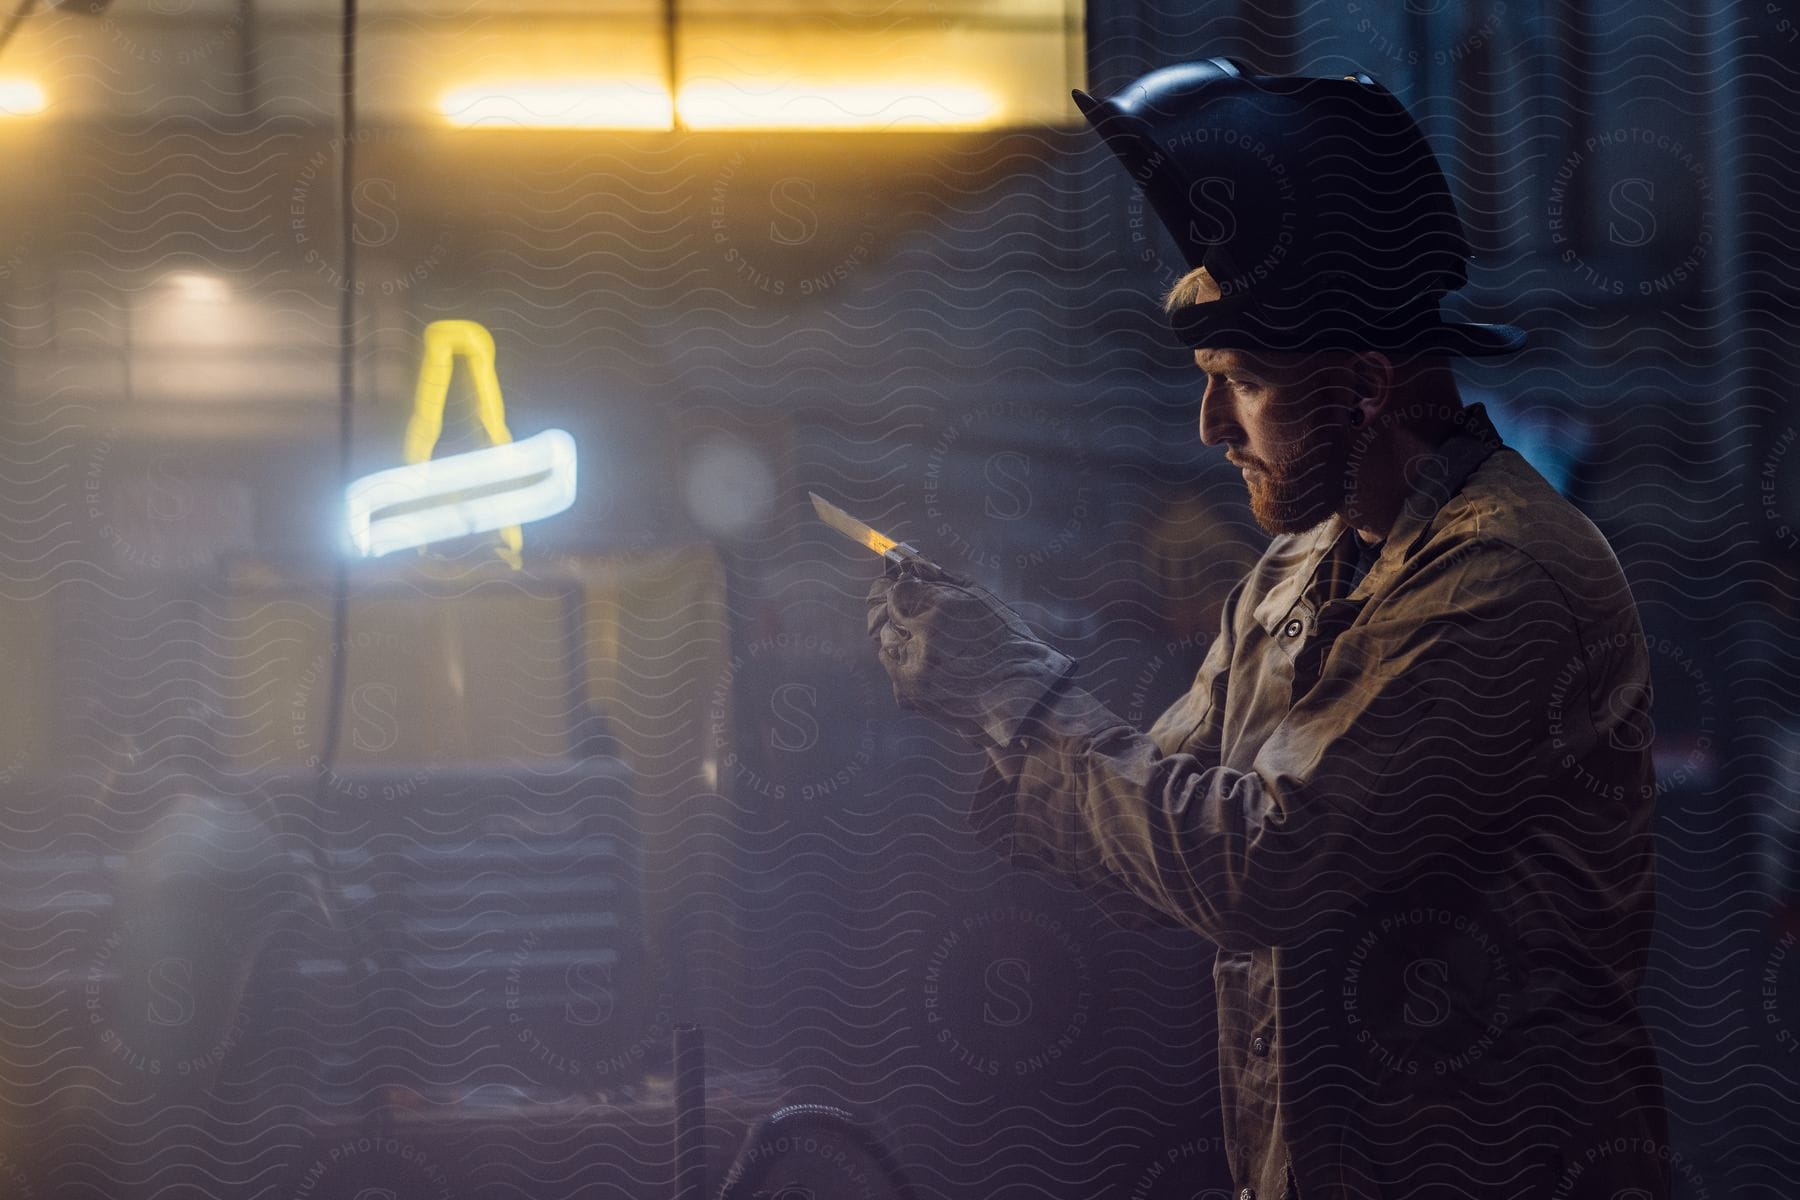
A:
[[1343, 351, 1397, 425]]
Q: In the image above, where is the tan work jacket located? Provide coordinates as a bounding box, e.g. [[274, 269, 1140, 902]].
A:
[[974, 405, 1672, 1200]]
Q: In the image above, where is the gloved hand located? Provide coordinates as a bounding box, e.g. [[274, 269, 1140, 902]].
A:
[[866, 568, 1076, 746]]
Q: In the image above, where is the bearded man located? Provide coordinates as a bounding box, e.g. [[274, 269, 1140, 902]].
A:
[[866, 59, 1672, 1200]]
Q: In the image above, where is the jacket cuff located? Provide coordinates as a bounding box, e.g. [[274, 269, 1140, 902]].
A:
[[974, 650, 1078, 750], [979, 672, 1125, 753]]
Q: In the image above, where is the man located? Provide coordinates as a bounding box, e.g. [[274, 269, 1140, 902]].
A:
[[866, 60, 1671, 1199]]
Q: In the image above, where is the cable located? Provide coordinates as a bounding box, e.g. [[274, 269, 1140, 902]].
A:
[[302, 0, 357, 819], [0, 0, 37, 63], [660, 0, 682, 132], [314, 5, 356, 783], [313, 5, 356, 862], [307, 0, 368, 1119], [313, 4, 354, 784], [717, 1104, 922, 1200]]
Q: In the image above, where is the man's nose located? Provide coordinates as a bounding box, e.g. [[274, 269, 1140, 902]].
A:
[[1198, 377, 1235, 447]]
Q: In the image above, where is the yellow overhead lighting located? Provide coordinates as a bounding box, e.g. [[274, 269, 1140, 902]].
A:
[[439, 80, 675, 130], [0, 79, 46, 118], [438, 78, 1004, 131], [676, 81, 1004, 131], [164, 271, 230, 304]]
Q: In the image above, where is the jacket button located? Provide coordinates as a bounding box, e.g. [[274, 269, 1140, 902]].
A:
[[1239, 1189, 1256, 1200], [1251, 1035, 1269, 1057], [1282, 618, 1303, 638]]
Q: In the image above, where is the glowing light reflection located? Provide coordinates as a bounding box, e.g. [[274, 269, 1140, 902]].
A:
[[439, 80, 674, 129], [439, 79, 1003, 130], [0, 79, 46, 117], [345, 429, 578, 558]]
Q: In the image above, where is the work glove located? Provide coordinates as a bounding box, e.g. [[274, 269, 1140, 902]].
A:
[[866, 568, 1076, 747]]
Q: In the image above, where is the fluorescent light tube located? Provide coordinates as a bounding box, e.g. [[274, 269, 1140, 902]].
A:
[[346, 429, 577, 558]]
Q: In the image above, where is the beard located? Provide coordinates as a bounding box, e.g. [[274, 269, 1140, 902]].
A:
[[1238, 415, 1349, 535]]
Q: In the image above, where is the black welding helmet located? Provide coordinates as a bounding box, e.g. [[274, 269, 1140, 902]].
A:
[[1074, 58, 1526, 357]]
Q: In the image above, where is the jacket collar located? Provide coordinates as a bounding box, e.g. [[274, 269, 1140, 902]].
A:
[[1249, 402, 1507, 633], [1251, 519, 1342, 634], [1351, 401, 1507, 599]]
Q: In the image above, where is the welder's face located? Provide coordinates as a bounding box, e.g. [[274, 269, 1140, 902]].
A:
[[1194, 347, 1350, 536]]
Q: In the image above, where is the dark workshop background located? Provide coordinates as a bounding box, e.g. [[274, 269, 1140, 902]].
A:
[[0, 0, 1793, 1197]]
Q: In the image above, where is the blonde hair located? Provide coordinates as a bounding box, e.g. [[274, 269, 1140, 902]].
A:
[[1161, 266, 1222, 314]]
